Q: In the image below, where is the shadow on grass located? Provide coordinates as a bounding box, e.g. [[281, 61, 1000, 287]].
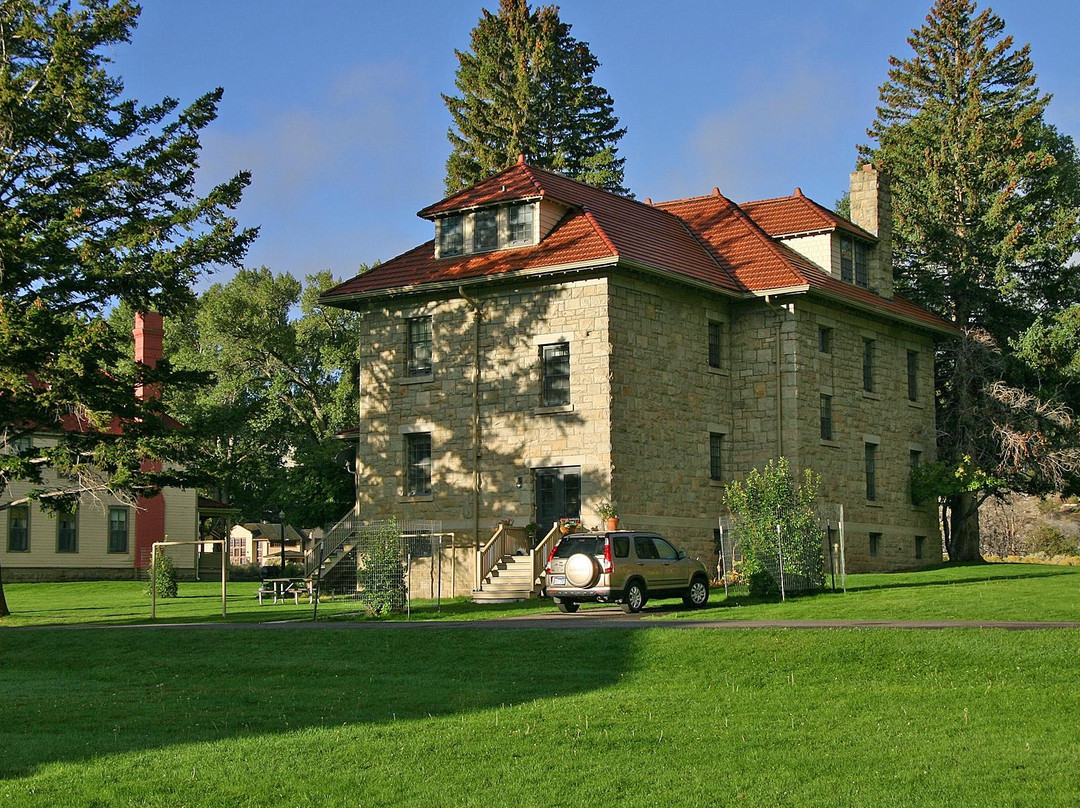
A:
[[0, 624, 637, 779]]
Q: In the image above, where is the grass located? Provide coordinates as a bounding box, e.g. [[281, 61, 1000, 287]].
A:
[[659, 562, 1080, 622], [1, 626, 1078, 806], [1, 562, 1078, 628]]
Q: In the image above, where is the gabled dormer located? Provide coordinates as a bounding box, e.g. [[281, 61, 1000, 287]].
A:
[[740, 167, 893, 299], [420, 155, 573, 260]]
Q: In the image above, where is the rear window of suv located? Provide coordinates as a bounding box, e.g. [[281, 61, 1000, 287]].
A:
[[553, 536, 606, 558]]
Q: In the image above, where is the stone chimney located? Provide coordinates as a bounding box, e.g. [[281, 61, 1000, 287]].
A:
[[133, 311, 164, 400], [848, 164, 894, 299], [132, 311, 166, 570]]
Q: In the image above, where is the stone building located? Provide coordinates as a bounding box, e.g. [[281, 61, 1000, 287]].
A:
[[321, 158, 955, 575]]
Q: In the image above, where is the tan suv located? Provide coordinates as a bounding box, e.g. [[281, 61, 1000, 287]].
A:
[[544, 531, 710, 613]]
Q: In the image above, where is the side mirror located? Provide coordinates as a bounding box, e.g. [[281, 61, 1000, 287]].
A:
[[677, 551, 686, 560]]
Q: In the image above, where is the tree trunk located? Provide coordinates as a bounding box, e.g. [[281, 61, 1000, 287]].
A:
[[0, 557, 10, 617], [946, 491, 984, 562]]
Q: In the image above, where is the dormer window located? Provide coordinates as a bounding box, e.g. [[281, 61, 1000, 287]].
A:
[[473, 208, 498, 252], [439, 214, 464, 257], [840, 234, 870, 289], [508, 202, 533, 246], [435, 201, 537, 259]]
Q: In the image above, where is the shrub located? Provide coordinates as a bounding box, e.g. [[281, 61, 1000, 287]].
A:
[[1027, 524, 1079, 557], [357, 519, 406, 615], [146, 551, 178, 598], [724, 457, 825, 598]]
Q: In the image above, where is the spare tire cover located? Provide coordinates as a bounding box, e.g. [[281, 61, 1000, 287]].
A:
[[564, 552, 600, 588]]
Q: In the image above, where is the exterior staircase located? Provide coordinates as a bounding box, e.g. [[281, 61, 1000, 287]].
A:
[[472, 552, 542, 602]]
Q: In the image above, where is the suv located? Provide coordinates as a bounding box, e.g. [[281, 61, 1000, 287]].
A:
[[544, 531, 710, 613]]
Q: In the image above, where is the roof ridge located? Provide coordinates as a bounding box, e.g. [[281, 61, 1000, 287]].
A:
[[580, 206, 619, 257], [722, 197, 809, 287], [666, 200, 745, 291]]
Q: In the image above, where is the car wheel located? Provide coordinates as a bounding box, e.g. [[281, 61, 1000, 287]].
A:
[[683, 576, 710, 608], [620, 580, 647, 614], [556, 599, 579, 614]]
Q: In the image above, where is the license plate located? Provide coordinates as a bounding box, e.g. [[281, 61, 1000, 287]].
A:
[[549, 575, 566, 586]]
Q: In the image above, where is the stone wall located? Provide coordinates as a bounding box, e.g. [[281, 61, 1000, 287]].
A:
[[791, 298, 940, 570], [607, 275, 732, 562], [353, 275, 613, 569]]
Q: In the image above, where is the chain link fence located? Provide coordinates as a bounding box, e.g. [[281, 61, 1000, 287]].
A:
[[311, 519, 444, 618], [715, 505, 846, 599]]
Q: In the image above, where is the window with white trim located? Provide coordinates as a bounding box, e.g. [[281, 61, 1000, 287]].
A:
[[541, 343, 571, 407], [405, 433, 432, 497], [406, 316, 433, 377]]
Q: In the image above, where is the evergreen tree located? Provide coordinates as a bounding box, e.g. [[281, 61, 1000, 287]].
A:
[[444, 0, 627, 195], [862, 0, 1080, 560], [0, 1, 254, 616]]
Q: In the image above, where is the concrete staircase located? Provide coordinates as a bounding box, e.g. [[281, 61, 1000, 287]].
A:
[[472, 553, 542, 602]]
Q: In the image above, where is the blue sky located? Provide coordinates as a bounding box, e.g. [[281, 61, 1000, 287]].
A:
[[111, 1, 1079, 286]]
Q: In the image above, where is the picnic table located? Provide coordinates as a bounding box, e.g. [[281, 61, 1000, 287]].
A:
[[257, 577, 310, 605]]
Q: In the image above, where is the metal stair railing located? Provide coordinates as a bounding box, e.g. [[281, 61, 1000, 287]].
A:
[[305, 508, 360, 580]]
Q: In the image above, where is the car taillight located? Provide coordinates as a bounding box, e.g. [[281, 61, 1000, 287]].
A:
[[601, 538, 613, 573], [545, 543, 559, 574]]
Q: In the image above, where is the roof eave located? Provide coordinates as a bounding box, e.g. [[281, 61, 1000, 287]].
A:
[[419, 194, 546, 221], [318, 257, 621, 307], [807, 287, 959, 337]]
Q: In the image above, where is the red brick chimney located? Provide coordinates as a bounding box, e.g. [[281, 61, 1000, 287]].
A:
[[133, 311, 164, 400], [133, 311, 165, 569]]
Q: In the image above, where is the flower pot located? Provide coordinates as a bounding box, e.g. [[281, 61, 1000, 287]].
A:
[[605, 517, 619, 531]]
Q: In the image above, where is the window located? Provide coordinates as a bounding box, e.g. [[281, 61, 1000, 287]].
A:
[[57, 508, 77, 553], [708, 321, 722, 369], [818, 326, 832, 354], [108, 507, 128, 553], [840, 234, 870, 288], [541, 342, 571, 407], [863, 339, 875, 393], [909, 450, 922, 505], [855, 241, 869, 288], [405, 433, 432, 497], [709, 433, 723, 481], [9, 435, 32, 454], [915, 536, 926, 560], [869, 532, 882, 558], [406, 316, 433, 377], [820, 395, 833, 441], [473, 208, 498, 252], [907, 350, 919, 401], [8, 504, 29, 552], [508, 202, 534, 246], [438, 214, 463, 257], [865, 443, 877, 501]]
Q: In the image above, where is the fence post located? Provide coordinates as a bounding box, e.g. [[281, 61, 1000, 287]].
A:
[[838, 504, 847, 593], [776, 522, 786, 602], [718, 520, 728, 598]]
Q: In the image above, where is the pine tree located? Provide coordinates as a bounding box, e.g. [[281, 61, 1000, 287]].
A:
[[0, 1, 255, 614], [443, 0, 627, 195], [862, 0, 1080, 560]]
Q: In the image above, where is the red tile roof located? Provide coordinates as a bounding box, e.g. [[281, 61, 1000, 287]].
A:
[[321, 162, 955, 335], [740, 191, 875, 240]]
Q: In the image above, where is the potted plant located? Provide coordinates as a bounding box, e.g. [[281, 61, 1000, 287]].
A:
[[597, 501, 619, 531], [558, 517, 581, 535]]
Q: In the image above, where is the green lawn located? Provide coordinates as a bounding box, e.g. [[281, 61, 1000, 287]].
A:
[[1, 626, 1078, 806], [1, 562, 1078, 627]]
